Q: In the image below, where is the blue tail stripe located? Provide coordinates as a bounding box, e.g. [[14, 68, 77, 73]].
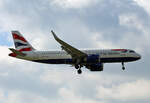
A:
[[15, 42, 28, 47]]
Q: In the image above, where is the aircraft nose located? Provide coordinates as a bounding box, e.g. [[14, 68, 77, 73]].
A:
[[136, 53, 141, 60]]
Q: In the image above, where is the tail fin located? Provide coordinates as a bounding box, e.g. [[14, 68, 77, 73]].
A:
[[11, 31, 35, 52]]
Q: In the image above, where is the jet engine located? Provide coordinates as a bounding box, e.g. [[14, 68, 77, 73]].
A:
[[85, 54, 100, 63], [85, 63, 103, 71]]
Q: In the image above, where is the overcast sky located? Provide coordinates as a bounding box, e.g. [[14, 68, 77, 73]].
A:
[[0, 0, 150, 103]]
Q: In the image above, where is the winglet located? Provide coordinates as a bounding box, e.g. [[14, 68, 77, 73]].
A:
[[51, 30, 59, 41]]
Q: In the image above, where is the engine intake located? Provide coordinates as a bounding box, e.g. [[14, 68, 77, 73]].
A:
[[86, 63, 103, 71], [85, 54, 100, 63]]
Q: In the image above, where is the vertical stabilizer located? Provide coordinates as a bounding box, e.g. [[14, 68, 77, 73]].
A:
[[11, 31, 35, 52]]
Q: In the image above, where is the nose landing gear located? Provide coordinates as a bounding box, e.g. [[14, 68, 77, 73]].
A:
[[122, 62, 125, 70]]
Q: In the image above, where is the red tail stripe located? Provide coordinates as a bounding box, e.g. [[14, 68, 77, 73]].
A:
[[13, 33, 27, 42], [19, 48, 32, 52]]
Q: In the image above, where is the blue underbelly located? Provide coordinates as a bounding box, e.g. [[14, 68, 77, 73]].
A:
[[32, 57, 138, 64]]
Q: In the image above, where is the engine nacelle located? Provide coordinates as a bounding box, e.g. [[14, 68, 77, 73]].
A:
[[85, 54, 100, 63], [86, 63, 103, 71]]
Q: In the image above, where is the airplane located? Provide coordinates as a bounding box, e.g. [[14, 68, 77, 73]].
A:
[[8, 31, 141, 74]]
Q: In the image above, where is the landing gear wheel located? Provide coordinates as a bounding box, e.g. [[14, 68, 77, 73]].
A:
[[122, 67, 125, 70], [77, 69, 82, 74], [122, 62, 125, 70], [75, 65, 79, 69]]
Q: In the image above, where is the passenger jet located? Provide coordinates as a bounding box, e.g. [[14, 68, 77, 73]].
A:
[[9, 31, 141, 74]]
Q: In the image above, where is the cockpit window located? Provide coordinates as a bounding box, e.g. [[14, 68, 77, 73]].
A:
[[129, 50, 135, 53]]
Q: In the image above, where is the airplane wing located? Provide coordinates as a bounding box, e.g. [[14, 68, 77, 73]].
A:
[[51, 30, 87, 59]]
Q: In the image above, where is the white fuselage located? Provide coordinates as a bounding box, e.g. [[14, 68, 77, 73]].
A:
[[16, 49, 141, 64]]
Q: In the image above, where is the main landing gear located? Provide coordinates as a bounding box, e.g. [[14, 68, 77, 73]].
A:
[[75, 65, 82, 74], [122, 62, 125, 70]]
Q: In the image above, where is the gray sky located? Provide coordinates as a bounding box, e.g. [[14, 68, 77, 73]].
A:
[[0, 0, 150, 103]]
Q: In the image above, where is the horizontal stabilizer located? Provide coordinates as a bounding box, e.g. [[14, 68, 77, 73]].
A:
[[9, 48, 26, 56]]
